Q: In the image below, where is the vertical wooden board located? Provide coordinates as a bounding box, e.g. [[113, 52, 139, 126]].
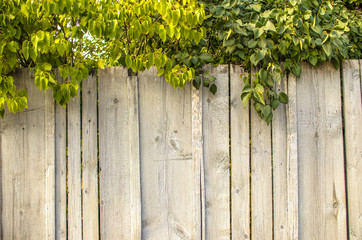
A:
[[139, 67, 198, 239], [99, 67, 141, 239], [297, 62, 347, 240], [230, 65, 250, 240], [82, 73, 99, 240], [250, 68, 272, 240], [286, 75, 298, 240], [192, 81, 203, 239], [67, 84, 82, 240], [342, 60, 362, 240], [202, 65, 230, 239], [0, 69, 55, 240], [55, 74, 67, 240], [272, 76, 288, 240]]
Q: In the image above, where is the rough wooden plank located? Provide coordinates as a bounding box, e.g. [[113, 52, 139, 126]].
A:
[[297, 62, 347, 240], [192, 80, 203, 239], [0, 69, 55, 239], [286, 74, 298, 240], [202, 65, 230, 240], [99, 67, 141, 239], [67, 83, 82, 240], [82, 72, 99, 240], [127, 75, 141, 239], [55, 74, 67, 240], [342, 60, 362, 240], [139, 67, 198, 239], [272, 75, 288, 240], [250, 68, 273, 240], [230, 65, 250, 240]]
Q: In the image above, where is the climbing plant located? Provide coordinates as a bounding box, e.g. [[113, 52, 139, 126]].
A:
[[0, 0, 361, 123]]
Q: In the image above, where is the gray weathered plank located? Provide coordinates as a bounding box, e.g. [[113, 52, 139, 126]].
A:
[[230, 65, 250, 240], [192, 80, 204, 239], [55, 74, 67, 240], [297, 62, 347, 240], [342, 60, 362, 240], [98, 67, 141, 239], [272, 75, 288, 240], [0, 69, 55, 240], [250, 68, 272, 240], [82, 72, 99, 240], [67, 83, 82, 240], [202, 65, 230, 239], [139, 67, 198, 239], [286, 74, 298, 240]]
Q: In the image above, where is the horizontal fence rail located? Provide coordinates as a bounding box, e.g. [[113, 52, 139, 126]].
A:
[[0, 60, 361, 240]]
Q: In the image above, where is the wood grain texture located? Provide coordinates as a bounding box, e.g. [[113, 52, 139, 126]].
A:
[[286, 74, 298, 240], [98, 67, 141, 239], [55, 73, 67, 240], [297, 62, 347, 240], [342, 60, 362, 240], [139, 67, 197, 239], [192, 80, 203, 240], [82, 73, 99, 240], [0, 69, 55, 240], [67, 83, 82, 240], [202, 65, 230, 240], [250, 68, 272, 240], [272, 75, 288, 240], [230, 65, 250, 240]]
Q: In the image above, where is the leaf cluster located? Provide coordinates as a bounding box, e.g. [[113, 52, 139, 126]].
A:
[[195, 0, 362, 123]]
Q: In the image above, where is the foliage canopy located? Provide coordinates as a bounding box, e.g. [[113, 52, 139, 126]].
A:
[[0, 0, 361, 123]]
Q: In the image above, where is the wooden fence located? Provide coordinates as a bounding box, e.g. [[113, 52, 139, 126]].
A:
[[0, 60, 361, 240]]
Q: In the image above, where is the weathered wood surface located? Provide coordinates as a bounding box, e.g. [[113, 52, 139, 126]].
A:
[[272, 75, 288, 240], [67, 82, 82, 240], [55, 73, 67, 240], [286, 74, 298, 240], [297, 62, 347, 240], [1, 62, 362, 239], [250, 68, 272, 240], [342, 60, 362, 240], [230, 65, 250, 240], [82, 73, 99, 240], [202, 65, 230, 239], [98, 67, 141, 239], [139, 67, 198, 239], [192, 79, 204, 239], [0, 69, 55, 240]]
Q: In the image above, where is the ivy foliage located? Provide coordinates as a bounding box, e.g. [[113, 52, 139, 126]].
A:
[[196, 0, 361, 123], [0, 0, 361, 123]]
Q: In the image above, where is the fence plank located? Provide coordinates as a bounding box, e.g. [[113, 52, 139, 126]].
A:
[[250, 68, 272, 240], [192, 81, 204, 239], [286, 74, 298, 240], [297, 62, 347, 240], [0, 69, 55, 239], [139, 67, 198, 239], [230, 65, 250, 240], [98, 67, 141, 239], [272, 76, 288, 240], [202, 65, 230, 239], [342, 60, 362, 240], [82, 73, 99, 240], [55, 74, 67, 240], [67, 84, 82, 240]]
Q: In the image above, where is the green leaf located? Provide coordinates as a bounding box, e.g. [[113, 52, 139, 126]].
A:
[[241, 91, 252, 107], [278, 92, 288, 104], [193, 76, 201, 89], [264, 21, 276, 32], [322, 43, 332, 57], [42, 62, 52, 71], [210, 84, 217, 95], [199, 53, 213, 62]]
